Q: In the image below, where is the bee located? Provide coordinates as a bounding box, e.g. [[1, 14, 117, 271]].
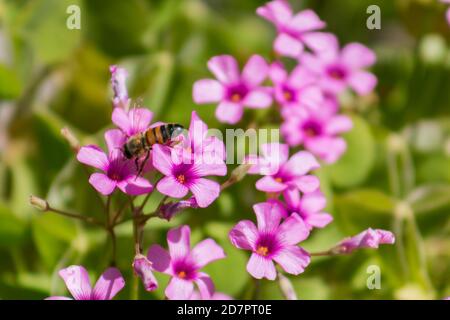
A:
[[123, 123, 185, 176]]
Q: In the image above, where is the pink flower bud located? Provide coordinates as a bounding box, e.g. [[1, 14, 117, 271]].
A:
[[132, 254, 158, 292]]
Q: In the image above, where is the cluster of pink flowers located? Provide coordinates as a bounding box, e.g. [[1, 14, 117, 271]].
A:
[[194, 0, 380, 164], [47, 0, 396, 301]]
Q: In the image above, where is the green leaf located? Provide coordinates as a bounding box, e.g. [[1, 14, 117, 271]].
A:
[[328, 115, 376, 188], [407, 184, 450, 214]]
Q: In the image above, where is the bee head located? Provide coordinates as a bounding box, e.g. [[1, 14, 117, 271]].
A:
[[123, 144, 133, 159], [170, 124, 185, 139]]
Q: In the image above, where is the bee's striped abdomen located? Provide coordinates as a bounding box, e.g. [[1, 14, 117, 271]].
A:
[[145, 128, 157, 146], [154, 126, 164, 144]]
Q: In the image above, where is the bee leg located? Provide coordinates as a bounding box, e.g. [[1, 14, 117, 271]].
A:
[[134, 158, 140, 172], [136, 150, 151, 179]]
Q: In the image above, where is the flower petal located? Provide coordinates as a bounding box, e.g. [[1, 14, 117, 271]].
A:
[[127, 108, 153, 135], [292, 175, 320, 193], [157, 176, 189, 198], [77, 145, 108, 171], [89, 173, 116, 195], [191, 239, 226, 268], [302, 32, 337, 53], [242, 55, 269, 86], [118, 176, 153, 195], [193, 79, 224, 104], [274, 33, 304, 58], [277, 213, 310, 245], [112, 108, 131, 133], [253, 202, 282, 232], [256, 176, 287, 193], [324, 115, 353, 135], [152, 144, 174, 175], [304, 213, 333, 228], [92, 267, 125, 300], [282, 150, 320, 176], [167, 225, 191, 259], [165, 277, 194, 300], [58, 265, 92, 300], [348, 70, 377, 95], [273, 246, 310, 275], [147, 245, 172, 274], [288, 9, 325, 33], [341, 43, 376, 69], [244, 88, 273, 109], [45, 296, 72, 300], [246, 253, 276, 280], [300, 191, 327, 213], [195, 272, 215, 300], [229, 220, 258, 250], [207, 55, 240, 84], [105, 129, 126, 154], [189, 178, 220, 208], [215, 101, 244, 124], [256, 0, 292, 26]]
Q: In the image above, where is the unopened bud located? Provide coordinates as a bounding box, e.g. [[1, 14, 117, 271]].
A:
[[30, 195, 49, 211], [132, 254, 158, 292], [61, 127, 80, 151]]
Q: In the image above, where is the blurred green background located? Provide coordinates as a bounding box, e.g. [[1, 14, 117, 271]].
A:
[[0, 0, 449, 300]]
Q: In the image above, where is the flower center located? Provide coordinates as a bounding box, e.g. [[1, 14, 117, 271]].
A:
[[231, 93, 242, 103], [283, 90, 293, 101], [302, 121, 322, 138], [327, 65, 347, 80], [177, 271, 187, 279], [275, 177, 283, 183], [256, 245, 269, 256], [177, 174, 186, 184], [110, 173, 122, 181]]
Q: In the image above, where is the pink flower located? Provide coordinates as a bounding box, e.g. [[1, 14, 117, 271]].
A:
[[284, 188, 333, 230], [247, 143, 320, 194], [229, 202, 310, 280], [300, 36, 377, 95], [46, 265, 125, 300], [147, 225, 226, 300], [112, 107, 153, 137], [257, 0, 331, 58], [110, 65, 130, 110], [270, 62, 323, 112], [443, 0, 450, 25], [152, 143, 226, 208], [281, 107, 353, 164], [132, 254, 158, 292], [176, 111, 226, 168], [333, 228, 395, 254], [77, 129, 153, 195], [193, 55, 272, 124]]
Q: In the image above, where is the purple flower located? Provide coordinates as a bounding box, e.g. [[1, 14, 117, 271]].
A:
[[284, 188, 333, 230], [46, 265, 125, 300], [270, 61, 323, 112], [159, 198, 198, 221], [147, 225, 226, 300], [77, 129, 153, 195], [110, 65, 130, 110], [176, 111, 226, 168], [257, 0, 331, 58], [112, 107, 153, 137], [281, 107, 353, 164], [333, 228, 395, 254], [152, 143, 226, 208], [132, 254, 158, 292], [229, 202, 310, 280], [300, 36, 377, 95], [193, 55, 272, 124], [247, 143, 320, 194]]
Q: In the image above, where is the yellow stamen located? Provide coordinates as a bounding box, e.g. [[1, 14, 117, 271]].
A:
[[231, 93, 241, 103], [177, 174, 186, 184], [178, 271, 187, 279], [283, 91, 292, 101], [275, 177, 283, 183], [256, 246, 269, 256]]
